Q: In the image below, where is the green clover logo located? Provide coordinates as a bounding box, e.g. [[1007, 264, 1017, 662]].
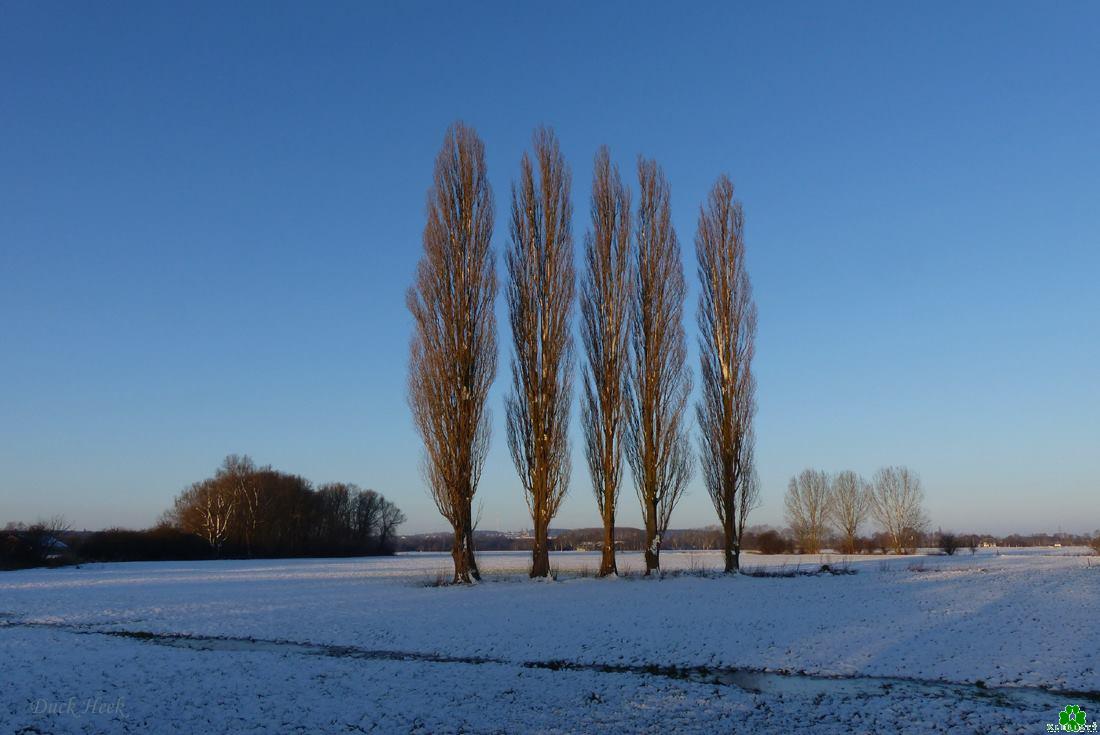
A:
[[1059, 704, 1087, 732]]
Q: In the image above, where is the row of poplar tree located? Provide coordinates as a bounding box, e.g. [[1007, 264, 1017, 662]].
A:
[[408, 123, 756, 582]]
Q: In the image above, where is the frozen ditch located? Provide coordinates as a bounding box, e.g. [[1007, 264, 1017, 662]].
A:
[[5, 616, 1096, 712]]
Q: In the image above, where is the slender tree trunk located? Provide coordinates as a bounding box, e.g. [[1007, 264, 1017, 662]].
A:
[[450, 506, 481, 584], [464, 537, 480, 581], [644, 499, 660, 575], [463, 509, 480, 582], [451, 527, 470, 584], [531, 518, 550, 578], [451, 521, 481, 585], [529, 481, 551, 578], [723, 503, 736, 573], [598, 506, 617, 577]]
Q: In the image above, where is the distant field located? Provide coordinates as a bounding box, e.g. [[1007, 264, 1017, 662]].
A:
[[2, 548, 1096, 733]]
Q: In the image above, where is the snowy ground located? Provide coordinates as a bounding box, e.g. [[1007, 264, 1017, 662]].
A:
[[2, 548, 1097, 733]]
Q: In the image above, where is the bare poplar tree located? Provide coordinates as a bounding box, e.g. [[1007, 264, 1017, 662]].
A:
[[784, 469, 832, 553], [830, 470, 871, 553], [626, 157, 693, 575], [505, 127, 575, 579], [579, 146, 632, 577], [408, 122, 497, 583], [695, 174, 758, 573], [870, 465, 928, 554]]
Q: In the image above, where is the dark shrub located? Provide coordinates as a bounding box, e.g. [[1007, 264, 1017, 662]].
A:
[[753, 529, 793, 555], [938, 530, 960, 556], [76, 527, 212, 562]]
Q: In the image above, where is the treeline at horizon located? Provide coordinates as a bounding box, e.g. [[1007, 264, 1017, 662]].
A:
[[1, 455, 407, 570], [162, 455, 405, 559], [397, 527, 1100, 555]]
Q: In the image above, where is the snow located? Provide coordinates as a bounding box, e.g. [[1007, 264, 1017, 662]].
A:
[[2, 548, 1096, 733]]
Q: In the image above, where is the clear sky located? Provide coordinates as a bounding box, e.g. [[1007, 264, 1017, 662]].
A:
[[2, 2, 1097, 535]]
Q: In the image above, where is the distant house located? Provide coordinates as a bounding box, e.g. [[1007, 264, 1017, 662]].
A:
[[1, 530, 70, 567], [572, 540, 625, 552], [31, 533, 69, 559]]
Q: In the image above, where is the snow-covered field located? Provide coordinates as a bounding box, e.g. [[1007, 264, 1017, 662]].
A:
[[2, 548, 1097, 733]]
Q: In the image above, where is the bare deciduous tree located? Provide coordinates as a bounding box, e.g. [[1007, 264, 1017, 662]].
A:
[[218, 454, 262, 556], [579, 146, 632, 577], [377, 498, 408, 553], [695, 174, 757, 573], [870, 465, 928, 554], [830, 470, 871, 554], [505, 127, 575, 579], [351, 489, 383, 546], [626, 157, 693, 575], [175, 478, 236, 554], [784, 469, 832, 554], [408, 122, 497, 583]]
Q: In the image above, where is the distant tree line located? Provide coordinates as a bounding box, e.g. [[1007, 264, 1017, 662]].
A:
[[163, 455, 406, 558], [1, 456, 405, 569], [395, 526, 1100, 557], [396, 526, 788, 554], [785, 466, 930, 554]]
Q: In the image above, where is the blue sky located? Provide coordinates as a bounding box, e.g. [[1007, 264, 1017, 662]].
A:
[[1, 2, 1097, 534]]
